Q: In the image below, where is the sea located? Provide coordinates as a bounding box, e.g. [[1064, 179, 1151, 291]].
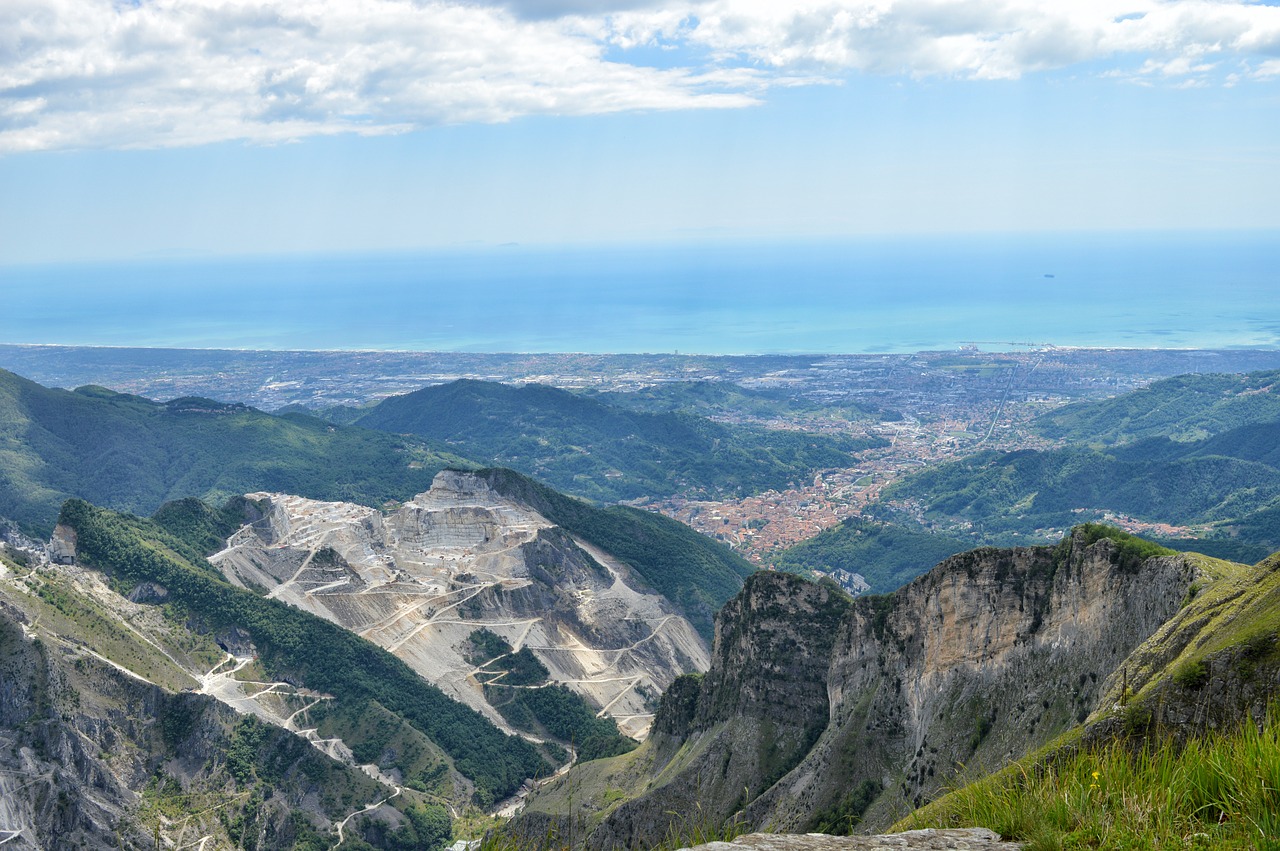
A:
[[1, 231, 1276, 354]]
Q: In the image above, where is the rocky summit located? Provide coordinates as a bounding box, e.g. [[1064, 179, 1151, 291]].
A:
[[516, 528, 1216, 847]]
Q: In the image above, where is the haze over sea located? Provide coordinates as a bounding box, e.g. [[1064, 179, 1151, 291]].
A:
[[2, 231, 1276, 355]]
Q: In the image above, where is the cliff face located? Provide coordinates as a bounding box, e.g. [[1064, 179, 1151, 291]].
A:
[[521, 530, 1203, 848], [210, 470, 710, 739], [1078, 548, 1280, 749], [752, 538, 1196, 831]]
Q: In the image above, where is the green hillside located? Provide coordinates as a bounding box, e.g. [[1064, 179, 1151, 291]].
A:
[[590, 380, 892, 422], [880, 425, 1280, 552], [353, 379, 884, 503], [902, 703, 1280, 849], [1035, 368, 1280, 444], [472, 467, 756, 639], [1129, 420, 1280, 468], [59, 497, 552, 804], [772, 517, 971, 594], [0, 368, 473, 533], [0, 595, 427, 850]]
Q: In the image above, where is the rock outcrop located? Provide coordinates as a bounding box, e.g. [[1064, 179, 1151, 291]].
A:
[[519, 530, 1203, 847], [47, 523, 76, 564], [211, 470, 710, 739]]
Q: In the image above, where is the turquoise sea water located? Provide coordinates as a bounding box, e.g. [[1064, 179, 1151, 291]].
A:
[[0, 232, 1276, 354]]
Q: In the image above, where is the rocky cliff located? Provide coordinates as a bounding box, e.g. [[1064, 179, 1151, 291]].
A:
[[210, 470, 710, 740], [518, 529, 1205, 847], [0, 547, 410, 849]]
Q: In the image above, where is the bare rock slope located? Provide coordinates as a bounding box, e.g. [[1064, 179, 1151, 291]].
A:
[[211, 470, 710, 739]]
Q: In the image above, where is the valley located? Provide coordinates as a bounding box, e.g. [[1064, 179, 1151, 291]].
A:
[[8, 345, 1280, 576], [646, 412, 1027, 563], [0, 347, 1279, 850]]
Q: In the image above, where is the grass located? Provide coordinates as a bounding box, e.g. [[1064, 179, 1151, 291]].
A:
[[898, 702, 1280, 850], [1101, 551, 1279, 711], [8, 568, 200, 692]]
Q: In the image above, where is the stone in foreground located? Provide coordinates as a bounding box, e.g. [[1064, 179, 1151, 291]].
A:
[[679, 828, 1021, 850]]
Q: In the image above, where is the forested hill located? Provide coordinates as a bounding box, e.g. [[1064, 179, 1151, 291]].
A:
[[1116, 420, 1280, 468], [772, 517, 971, 595], [0, 368, 473, 533], [471, 467, 755, 639], [881, 421, 1280, 560], [352, 379, 884, 503], [589, 380, 893, 422], [1034, 368, 1280, 444]]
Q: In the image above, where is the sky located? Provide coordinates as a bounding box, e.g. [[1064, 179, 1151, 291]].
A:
[[1, 0, 1279, 264]]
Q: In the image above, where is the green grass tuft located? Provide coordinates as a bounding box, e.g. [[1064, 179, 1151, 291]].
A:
[[901, 702, 1280, 850]]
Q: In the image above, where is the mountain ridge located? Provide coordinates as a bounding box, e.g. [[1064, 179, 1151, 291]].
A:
[[467, 467, 756, 639], [877, 428, 1280, 557], [54, 496, 553, 805], [351, 379, 884, 504], [0, 524, 458, 850], [1033, 368, 1280, 445], [0, 367, 474, 535], [514, 528, 1242, 847]]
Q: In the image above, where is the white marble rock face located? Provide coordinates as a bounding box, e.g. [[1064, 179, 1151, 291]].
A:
[[210, 470, 710, 740]]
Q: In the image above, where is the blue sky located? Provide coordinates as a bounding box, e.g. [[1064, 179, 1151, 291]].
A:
[[2, 0, 1279, 264]]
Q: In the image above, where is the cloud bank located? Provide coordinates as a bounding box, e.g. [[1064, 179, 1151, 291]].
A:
[[2, 0, 1278, 152]]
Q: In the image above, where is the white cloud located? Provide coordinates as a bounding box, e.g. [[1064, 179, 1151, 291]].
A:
[[0, 0, 757, 152], [2, 0, 1278, 153], [1255, 58, 1280, 79], [1133, 55, 1218, 77], [655, 0, 1280, 79]]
